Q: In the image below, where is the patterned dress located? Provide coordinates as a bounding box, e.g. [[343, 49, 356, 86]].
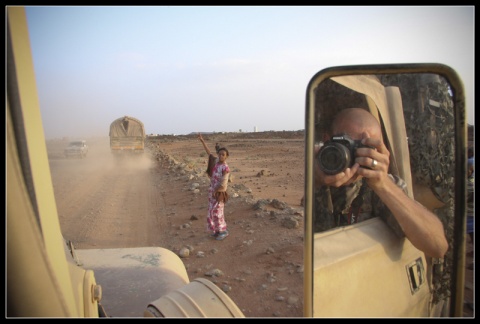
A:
[[207, 157, 230, 233]]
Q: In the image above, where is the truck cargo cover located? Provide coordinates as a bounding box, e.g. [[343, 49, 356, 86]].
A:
[[109, 116, 145, 137]]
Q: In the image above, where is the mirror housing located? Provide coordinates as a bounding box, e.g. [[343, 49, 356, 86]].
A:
[[303, 64, 467, 317]]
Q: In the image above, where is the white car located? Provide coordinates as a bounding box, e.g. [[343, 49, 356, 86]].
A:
[[64, 140, 88, 158]]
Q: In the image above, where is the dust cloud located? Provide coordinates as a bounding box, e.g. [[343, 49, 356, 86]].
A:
[[46, 137, 154, 174]]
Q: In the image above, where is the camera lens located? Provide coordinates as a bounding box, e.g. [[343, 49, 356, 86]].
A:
[[318, 143, 351, 175]]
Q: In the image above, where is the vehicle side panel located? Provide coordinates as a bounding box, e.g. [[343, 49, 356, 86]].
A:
[[313, 217, 430, 317]]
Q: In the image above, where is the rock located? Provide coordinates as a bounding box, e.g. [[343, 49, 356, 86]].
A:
[[287, 296, 299, 305], [271, 199, 287, 210], [205, 268, 224, 277], [282, 216, 299, 229], [221, 284, 232, 293], [190, 182, 200, 190], [178, 247, 190, 258]]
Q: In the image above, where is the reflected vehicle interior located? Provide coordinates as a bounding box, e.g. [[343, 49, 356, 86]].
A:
[[303, 65, 467, 317]]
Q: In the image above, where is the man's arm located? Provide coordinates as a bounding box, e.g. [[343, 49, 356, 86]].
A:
[[373, 178, 449, 258], [357, 136, 448, 258]]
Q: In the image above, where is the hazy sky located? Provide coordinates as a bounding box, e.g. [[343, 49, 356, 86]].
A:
[[25, 6, 474, 139]]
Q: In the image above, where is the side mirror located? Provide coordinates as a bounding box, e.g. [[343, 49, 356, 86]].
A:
[[303, 64, 467, 317]]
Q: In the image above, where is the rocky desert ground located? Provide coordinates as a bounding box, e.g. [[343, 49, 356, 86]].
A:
[[47, 131, 306, 318]]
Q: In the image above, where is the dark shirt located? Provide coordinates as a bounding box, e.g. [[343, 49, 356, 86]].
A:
[[314, 174, 406, 237]]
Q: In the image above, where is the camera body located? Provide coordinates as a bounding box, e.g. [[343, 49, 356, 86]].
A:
[[317, 134, 370, 175]]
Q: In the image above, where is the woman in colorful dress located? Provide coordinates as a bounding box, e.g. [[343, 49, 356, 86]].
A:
[[198, 133, 231, 240]]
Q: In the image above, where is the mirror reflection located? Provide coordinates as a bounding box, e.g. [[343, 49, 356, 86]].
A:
[[312, 73, 456, 317]]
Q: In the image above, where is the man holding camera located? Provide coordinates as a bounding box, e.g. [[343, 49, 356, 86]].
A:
[[313, 108, 448, 258]]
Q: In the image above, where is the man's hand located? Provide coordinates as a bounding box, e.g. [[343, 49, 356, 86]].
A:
[[314, 144, 360, 188], [314, 132, 391, 189], [355, 132, 391, 192]]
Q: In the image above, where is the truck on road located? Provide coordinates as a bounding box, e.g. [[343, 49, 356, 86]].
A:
[[109, 116, 145, 155]]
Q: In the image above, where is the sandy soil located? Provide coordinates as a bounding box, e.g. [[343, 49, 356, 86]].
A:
[[47, 131, 305, 318], [46, 131, 473, 318]]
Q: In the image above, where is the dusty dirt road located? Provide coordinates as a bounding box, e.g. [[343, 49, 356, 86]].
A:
[[47, 132, 305, 318]]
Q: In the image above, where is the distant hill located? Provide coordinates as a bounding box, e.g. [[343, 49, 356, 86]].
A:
[[147, 130, 305, 141]]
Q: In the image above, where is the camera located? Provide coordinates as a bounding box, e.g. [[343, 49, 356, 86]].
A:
[[317, 134, 370, 175]]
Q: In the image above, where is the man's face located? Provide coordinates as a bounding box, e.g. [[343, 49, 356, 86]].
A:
[[332, 120, 381, 142]]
